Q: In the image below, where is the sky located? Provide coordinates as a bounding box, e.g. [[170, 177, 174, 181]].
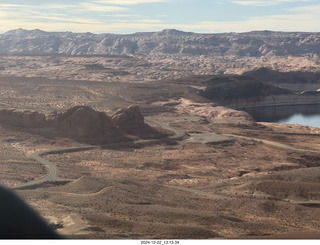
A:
[[0, 0, 320, 34]]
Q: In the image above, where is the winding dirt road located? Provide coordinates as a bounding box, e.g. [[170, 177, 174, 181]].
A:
[[12, 146, 96, 190], [12, 118, 320, 202], [223, 133, 319, 153], [12, 119, 184, 190]]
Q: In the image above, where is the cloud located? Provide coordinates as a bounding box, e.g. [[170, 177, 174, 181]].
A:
[[0, 1, 169, 33], [178, 4, 320, 33], [0, 1, 128, 32], [0, 2, 126, 14], [0, 18, 166, 33], [0, 1, 164, 33], [0, 1, 319, 34], [78, 3, 126, 12], [0, 3, 108, 32], [230, 0, 310, 6], [291, 3, 320, 13], [94, 0, 170, 5]]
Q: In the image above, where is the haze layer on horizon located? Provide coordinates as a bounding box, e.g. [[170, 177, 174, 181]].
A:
[[1, 0, 320, 34]]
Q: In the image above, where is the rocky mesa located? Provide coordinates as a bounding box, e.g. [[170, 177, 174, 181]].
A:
[[187, 74, 320, 109], [1, 29, 320, 58], [0, 105, 163, 143]]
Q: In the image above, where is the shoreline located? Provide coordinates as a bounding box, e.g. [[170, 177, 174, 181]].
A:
[[225, 94, 320, 110]]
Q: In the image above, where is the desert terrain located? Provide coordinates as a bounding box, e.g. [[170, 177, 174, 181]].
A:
[[1, 29, 320, 239]]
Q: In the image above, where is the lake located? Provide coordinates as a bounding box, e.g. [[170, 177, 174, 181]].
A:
[[242, 104, 320, 128]]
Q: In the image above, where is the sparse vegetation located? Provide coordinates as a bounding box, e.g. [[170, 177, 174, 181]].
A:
[[0, 44, 320, 238]]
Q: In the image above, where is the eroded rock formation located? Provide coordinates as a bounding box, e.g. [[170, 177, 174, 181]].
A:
[[0, 105, 166, 143], [198, 75, 292, 103], [48, 106, 114, 139], [112, 105, 165, 139], [0, 109, 46, 128], [112, 105, 144, 130], [1, 29, 320, 57]]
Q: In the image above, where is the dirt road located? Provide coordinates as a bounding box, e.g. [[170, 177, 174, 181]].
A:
[[224, 133, 319, 152], [12, 119, 182, 190], [12, 120, 320, 199], [12, 146, 96, 190]]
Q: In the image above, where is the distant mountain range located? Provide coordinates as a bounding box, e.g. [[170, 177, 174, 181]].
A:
[[1, 29, 320, 57]]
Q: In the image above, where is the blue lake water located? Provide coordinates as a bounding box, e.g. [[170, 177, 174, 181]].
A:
[[242, 105, 320, 128], [277, 114, 320, 128]]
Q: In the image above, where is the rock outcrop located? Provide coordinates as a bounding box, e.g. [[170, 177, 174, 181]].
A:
[[112, 105, 144, 130], [243, 68, 320, 85], [217, 109, 255, 123], [1, 29, 320, 57], [225, 93, 320, 110], [48, 106, 119, 142], [0, 109, 46, 128], [0, 105, 166, 143], [112, 105, 166, 139], [198, 75, 292, 103], [188, 74, 320, 109]]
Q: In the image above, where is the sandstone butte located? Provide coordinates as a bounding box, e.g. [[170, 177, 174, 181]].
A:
[[0, 105, 156, 144]]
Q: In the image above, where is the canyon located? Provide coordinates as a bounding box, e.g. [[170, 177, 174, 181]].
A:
[[0, 29, 320, 239]]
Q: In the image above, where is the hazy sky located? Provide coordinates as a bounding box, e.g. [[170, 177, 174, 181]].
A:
[[1, 0, 320, 33]]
